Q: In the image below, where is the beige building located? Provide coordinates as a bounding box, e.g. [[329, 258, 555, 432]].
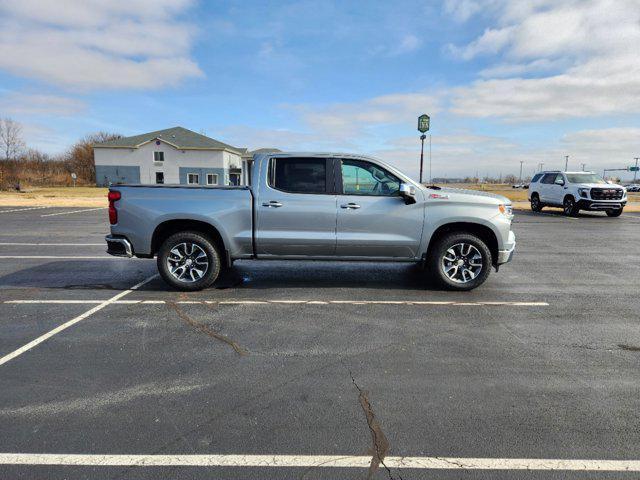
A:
[[93, 126, 245, 186]]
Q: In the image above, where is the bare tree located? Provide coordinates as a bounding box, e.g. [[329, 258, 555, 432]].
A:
[[0, 118, 26, 161], [66, 131, 122, 183]]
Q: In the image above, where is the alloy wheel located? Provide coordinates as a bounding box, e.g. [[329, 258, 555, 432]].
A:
[[166, 242, 209, 283], [441, 243, 483, 284]]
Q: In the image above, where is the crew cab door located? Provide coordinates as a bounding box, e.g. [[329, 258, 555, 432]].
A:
[[538, 173, 557, 203], [255, 156, 337, 256], [549, 173, 567, 205], [335, 158, 424, 258]]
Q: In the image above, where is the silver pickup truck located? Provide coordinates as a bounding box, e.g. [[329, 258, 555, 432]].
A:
[[106, 153, 515, 291]]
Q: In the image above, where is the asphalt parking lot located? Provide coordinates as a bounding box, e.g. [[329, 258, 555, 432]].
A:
[[0, 206, 639, 479]]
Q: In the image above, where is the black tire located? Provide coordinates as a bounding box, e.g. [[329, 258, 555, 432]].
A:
[[530, 193, 543, 212], [427, 232, 492, 291], [563, 196, 579, 216], [606, 208, 623, 217], [157, 231, 221, 291]]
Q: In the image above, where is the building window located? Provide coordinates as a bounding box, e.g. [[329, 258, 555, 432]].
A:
[[154, 151, 164, 162], [206, 173, 218, 185], [187, 173, 199, 185], [155, 172, 164, 184], [229, 173, 241, 186]]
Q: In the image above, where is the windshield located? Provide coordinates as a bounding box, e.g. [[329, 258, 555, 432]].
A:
[[565, 173, 607, 184]]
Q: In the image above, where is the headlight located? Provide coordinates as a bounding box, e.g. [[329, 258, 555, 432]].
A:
[[498, 204, 513, 216], [578, 188, 589, 198]]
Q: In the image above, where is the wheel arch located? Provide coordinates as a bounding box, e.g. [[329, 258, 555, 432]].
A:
[[151, 219, 228, 266], [426, 222, 499, 266]]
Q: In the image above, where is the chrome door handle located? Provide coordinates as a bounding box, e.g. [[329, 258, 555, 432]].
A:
[[340, 203, 361, 209], [262, 201, 283, 208]]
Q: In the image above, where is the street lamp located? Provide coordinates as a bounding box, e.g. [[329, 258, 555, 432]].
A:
[[418, 114, 430, 184]]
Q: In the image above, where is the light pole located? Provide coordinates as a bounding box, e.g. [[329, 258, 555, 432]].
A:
[[564, 155, 569, 171], [417, 114, 430, 184], [634, 157, 639, 182], [581, 163, 586, 171], [519, 160, 523, 183]]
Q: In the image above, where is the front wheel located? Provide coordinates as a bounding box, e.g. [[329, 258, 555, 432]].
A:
[[606, 208, 623, 217], [530, 194, 543, 212], [563, 196, 579, 216], [157, 231, 221, 291], [427, 232, 492, 291]]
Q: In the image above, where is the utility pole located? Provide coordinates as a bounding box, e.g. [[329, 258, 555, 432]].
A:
[[519, 160, 524, 183], [564, 155, 569, 171], [634, 157, 639, 182], [429, 134, 432, 183]]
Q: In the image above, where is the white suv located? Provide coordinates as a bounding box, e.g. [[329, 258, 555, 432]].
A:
[[528, 171, 627, 217]]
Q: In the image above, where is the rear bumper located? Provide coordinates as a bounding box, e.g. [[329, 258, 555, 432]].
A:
[[105, 235, 133, 257], [577, 199, 626, 211], [497, 230, 516, 265]]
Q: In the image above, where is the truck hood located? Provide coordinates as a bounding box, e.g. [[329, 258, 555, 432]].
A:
[[428, 187, 510, 205], [575, 183, 625, 189]]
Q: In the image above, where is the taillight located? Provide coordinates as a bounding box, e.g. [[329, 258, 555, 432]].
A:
[[108, 190, 121, 225]]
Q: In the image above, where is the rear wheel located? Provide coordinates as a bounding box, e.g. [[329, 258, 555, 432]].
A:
[[530, 193, 543, 212], [606, 208, 623, 217], [157, 231, 221, 291], [427, 232, 492, 291], [563, 196, 579, 216]]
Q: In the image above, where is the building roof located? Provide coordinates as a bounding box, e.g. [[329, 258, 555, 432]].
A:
[[94, 126, 242, 153]]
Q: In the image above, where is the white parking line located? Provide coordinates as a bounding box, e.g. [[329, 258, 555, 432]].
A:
[[0, 275, 157, 367], [0, 256, 113, 259], [2, 299, 549, 306], [0, 453, 638, 471], [40, 207, 106, 217], [0, 206, 50, 214], [0, 243, 103, 246]]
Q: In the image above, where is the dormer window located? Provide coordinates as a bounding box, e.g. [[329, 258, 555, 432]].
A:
[[154, 151, 164, 162]]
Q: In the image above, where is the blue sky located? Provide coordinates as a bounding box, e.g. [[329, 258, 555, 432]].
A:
[[1, 0, 639, 180]]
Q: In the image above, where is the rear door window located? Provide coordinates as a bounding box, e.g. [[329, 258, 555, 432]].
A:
[[269, 157, 329, 194]]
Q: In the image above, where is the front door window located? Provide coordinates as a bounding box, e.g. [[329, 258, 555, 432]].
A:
[[341, 159, 400, 196]]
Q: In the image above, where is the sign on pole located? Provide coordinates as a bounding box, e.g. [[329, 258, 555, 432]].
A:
[[418, 114, 430, 133], [71, 172, 77, 187], [630, 166, 639, 172]]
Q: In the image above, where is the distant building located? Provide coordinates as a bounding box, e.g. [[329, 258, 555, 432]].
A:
[[93, 126, 246, 187]]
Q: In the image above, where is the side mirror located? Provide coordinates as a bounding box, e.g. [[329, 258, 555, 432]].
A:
[[555, 179, 564, 186], [399, 183, 416, 205]]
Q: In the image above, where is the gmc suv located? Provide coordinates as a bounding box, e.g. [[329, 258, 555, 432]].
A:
[[528, 171, 627, 217]]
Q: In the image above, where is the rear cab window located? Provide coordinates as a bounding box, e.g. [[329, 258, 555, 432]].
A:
[[268, 157, 331, 194]]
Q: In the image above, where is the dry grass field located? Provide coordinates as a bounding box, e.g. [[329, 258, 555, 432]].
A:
[[0, 187, 108, 208], [0, 184, 637, 211]]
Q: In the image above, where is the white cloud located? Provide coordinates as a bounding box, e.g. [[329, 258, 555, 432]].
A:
[[446, 0, 640, 121], [0, 92, 85, 116], [0, 0, 202, 90], [294, 92, 442, 143]]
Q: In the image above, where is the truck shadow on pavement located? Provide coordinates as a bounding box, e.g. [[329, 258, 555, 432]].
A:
[[0, 259, 437, 292]]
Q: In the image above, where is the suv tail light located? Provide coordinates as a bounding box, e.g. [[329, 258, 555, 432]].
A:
[[108, 190, 121, 225]]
